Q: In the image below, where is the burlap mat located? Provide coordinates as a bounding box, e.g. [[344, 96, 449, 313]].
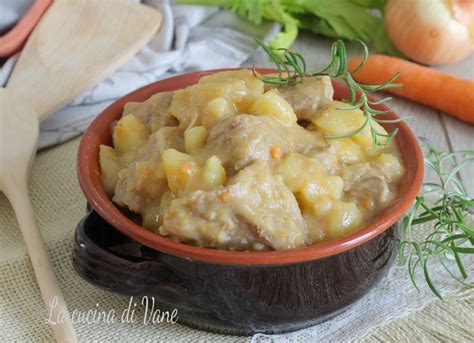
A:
[[1, 137, 472, 341]]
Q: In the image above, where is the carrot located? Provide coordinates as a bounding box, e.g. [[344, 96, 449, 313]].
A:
[[348, 54, 474, 124]]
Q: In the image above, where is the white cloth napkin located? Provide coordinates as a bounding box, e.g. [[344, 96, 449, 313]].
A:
[[0, 0, 280, 149]]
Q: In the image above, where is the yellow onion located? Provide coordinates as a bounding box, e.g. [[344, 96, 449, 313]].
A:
[[385, 0, 474, 65]]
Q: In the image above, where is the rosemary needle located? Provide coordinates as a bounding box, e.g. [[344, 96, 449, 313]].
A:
[[254, 38, 402, 149]]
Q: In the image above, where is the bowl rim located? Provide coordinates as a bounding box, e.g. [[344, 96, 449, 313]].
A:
[[77, 68, 424, 266], [0, 0, 52, 58]]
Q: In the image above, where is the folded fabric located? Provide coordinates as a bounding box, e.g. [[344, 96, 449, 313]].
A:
[[0, 0, 280, 149]]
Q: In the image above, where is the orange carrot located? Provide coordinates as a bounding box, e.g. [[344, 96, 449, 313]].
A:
[[348, 54, 474, 124]]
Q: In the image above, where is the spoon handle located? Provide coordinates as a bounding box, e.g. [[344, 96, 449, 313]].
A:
[[4, 181, 77, 342]]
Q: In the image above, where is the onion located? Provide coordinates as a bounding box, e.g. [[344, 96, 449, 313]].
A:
[[384, 0, 474, 65]]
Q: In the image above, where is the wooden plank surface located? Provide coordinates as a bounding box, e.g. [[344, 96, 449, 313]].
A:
[[437, 55, 474, 194], [244, 33, 474, 194]]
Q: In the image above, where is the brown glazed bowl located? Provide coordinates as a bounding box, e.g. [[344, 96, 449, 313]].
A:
[[74, 69, 424, 335]]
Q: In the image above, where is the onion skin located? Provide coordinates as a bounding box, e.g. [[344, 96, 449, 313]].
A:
[[385, 0, 474, 65]]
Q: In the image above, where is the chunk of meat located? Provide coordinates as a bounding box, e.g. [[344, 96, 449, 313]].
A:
[[123, 92, 178, 131], [341, 162, 393, 210], [341, 163, 373, 191], [161, 161, 309, 250], [350, 177, 391, 210], [228, 161, 309, 249], [113, 163, 168, 213], [159, 188, 263, 250], [267, 76, 334, 121], [197, 114, 326, 173], [138, 126, 184, 162], [113, 127, 183, 212], [309, 144, 341, 174]]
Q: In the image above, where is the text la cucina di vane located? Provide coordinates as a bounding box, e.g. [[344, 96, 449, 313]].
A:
[[46, 296, 178, 325]]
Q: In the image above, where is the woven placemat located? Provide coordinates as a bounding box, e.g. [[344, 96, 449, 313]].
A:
[[0, 137, 472, 341]]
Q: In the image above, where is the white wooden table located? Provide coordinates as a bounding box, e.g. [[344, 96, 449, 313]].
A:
[[245, 34, 474, 194]]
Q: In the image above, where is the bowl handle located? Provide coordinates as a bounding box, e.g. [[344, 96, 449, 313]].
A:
[[72, 210, 188, 300]]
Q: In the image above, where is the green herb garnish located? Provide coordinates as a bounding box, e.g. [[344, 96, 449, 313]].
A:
[[255, 38, 402, 149], [400, 139, 474, 299]]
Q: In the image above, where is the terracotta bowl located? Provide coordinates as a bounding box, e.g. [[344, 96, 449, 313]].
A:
[[74, 69, 424, 335], [0, 0, 52, 58]]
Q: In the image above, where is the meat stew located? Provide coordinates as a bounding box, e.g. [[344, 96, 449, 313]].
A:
[[99, 70, 404, 251]]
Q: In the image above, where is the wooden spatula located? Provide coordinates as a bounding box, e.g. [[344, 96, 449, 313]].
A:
[[7, 0, 162, 121], [0, 0, 161, 341]]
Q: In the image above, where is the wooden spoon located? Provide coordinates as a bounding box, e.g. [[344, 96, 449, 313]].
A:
[[7, 0, 162, 121], [0, 0, 161, 340], [0, 89, 76, 340]]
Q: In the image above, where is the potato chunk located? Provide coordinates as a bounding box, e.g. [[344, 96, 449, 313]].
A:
[[99, 145, 122, 195], [200, 69, 264, 111], [203, 98, 235, 128], [331, 138, 365, 165], [184, 126, 208, 153], [275, 153, 325, 192], [171, 70, 264, 128], [311, 196, 334, 217], [202, 156, 227, 189], [140, 192, 174, 231], [161, 149, 198, 195], [313, 101, 361, 135], [374, 153, 404, 181], [141, 201, 161, 231], [143, 192, 174, 229], [355, 120, 388, 148], [113, 114, 149, 154], [162, 149, 227, 195], [313, 101, 388, 147], [326, 201, 363, 239], [249, 89, 297, 126], [297, 175, 344, 208]]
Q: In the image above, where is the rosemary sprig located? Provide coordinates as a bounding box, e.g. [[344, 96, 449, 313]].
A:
[[254, 38, 402, 149], [400, 139, 474, 299]]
